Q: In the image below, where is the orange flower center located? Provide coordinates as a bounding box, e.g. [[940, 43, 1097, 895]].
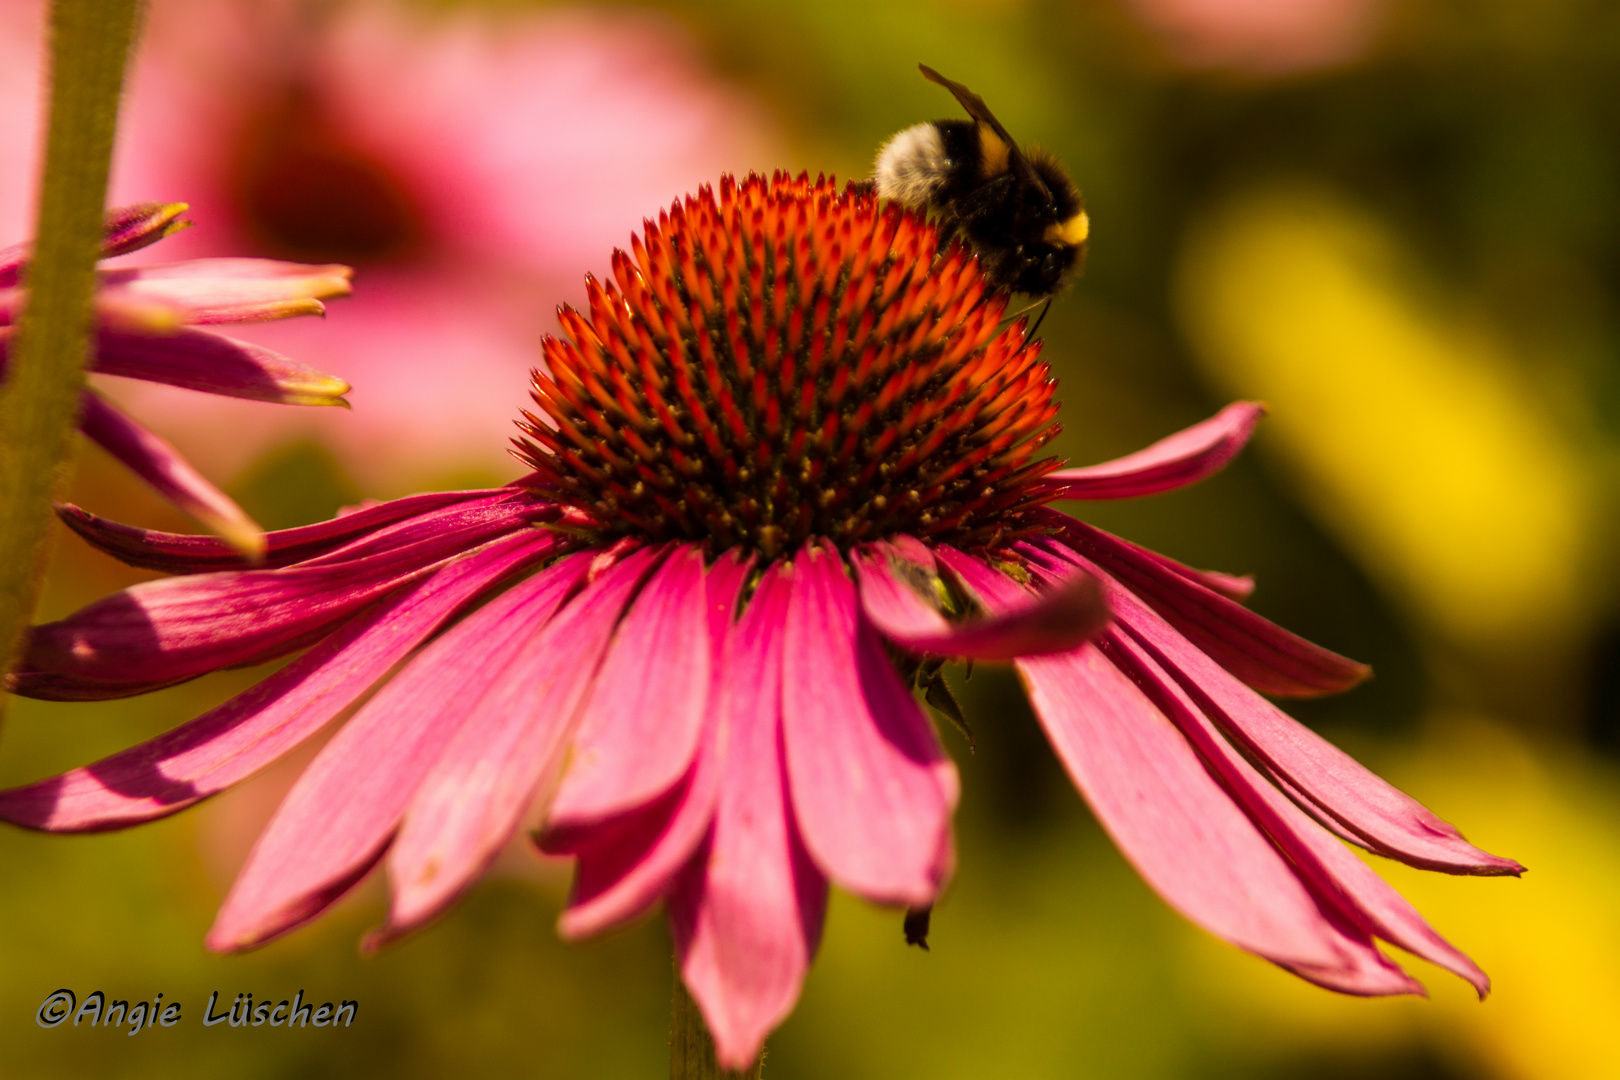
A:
[[515, 172, 1064, 558]]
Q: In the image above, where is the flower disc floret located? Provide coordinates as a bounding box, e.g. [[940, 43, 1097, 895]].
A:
[[515, 172, 1063, 558]]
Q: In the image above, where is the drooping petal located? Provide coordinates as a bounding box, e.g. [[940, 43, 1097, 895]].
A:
[[55, 487, 534, 574], [96, 259, 353, 325], [546, 550, 755, 939], [1037, 402, 1264, 500], [380, 547, 667, 939], [1020, 539, 1523, 877], [780, 544, 957, 907], [669, 563, 828, 1071], [939, 547, 1353, 970], [1049, 515, 1368, 696], [852, 541, 1109, 660], [78, 392, 265, 559], [547, 544, 712, 830], [88, 327, 350, 407], [1100, 627, 1488, 997], [0, 530, 557, 833], [12, 498, 544, 700], [205, 552, 592, 952]]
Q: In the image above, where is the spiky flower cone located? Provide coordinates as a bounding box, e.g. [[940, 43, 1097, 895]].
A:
[[517, 173, 1061, 558]]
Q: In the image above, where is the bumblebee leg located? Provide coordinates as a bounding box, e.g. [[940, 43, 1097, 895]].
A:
[[1027, 297, 1053, 337]]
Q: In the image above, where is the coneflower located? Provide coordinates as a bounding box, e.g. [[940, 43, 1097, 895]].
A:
[[0, 174, 1517, 1069]]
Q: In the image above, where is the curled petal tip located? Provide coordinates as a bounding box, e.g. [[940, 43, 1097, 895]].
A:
[[1040, 401, 1268, 501], [358, 926, 395, 956], [101, 202, 192, 258], [182, 501, 266, 562], [279, 374, 352, 408], [78, 393, 268, 560], [201, 926, 249, 955], [220, 297, 331, 323], [211, 517, 268, 565]]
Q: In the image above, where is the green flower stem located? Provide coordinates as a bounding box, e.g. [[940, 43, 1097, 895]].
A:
[[671, 955, 764, 1080], [0, 0, 143, 715]]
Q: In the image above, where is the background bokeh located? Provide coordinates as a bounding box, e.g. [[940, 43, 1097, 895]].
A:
[[3, 0, 1618, 1076]]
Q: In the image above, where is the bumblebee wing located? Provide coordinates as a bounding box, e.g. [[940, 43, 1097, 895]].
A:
[[918, 64, 1050, 196]]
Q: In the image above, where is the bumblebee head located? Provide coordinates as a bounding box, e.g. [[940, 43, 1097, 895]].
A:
[[1007, 239, 1082, 297]]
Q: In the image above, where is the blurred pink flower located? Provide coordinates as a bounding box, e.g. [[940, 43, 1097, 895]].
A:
[[1, 0, 769, 488], [1123, 0, 1388, 74], [0, 202, 350, 555], [0, 175, 1517, 1068]]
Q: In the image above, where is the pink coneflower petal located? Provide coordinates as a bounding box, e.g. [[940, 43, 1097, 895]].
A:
[[852, 542, 1110, 660], [206, 551, 592, 952], [1066, 530, 1255, 603], [88, 327, 351, 407], [0, 291, 170, 330], [0, 201, 190, 287], [670, 563, 827, 1071], [1039, 402, 1265, 501], [1274, 907, 1425, 997], [78, 391, 265, 560], [1024, 538, 1524, 877], [940, 548, 1352, 970], [1048, 514, 1368, 696], [1139, 551, 1255, 602], [780, 544, 957, 907], [381, 546, 666, 939], [56, 486, 525, 574], [543, 549, 757, 940], [1099, 626, 1490, 997], [286, 488, 553, 567], [547, 544, 712, 830], [0, 529, 556, 832], [552, 760, 717, 941], [11, 498, 546, 700], [1019, 643, 1357, 969], [97, 258, 353, 324]]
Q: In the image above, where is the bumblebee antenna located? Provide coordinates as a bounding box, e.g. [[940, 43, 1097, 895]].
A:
[[918, 64, 1052, 201]]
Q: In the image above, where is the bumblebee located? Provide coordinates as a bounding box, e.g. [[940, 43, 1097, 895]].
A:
[[873, 65, 1088, 299]]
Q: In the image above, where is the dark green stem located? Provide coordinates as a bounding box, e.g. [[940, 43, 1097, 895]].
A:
[[0, 0, 143, 716], [671, 955, 764, 1079]]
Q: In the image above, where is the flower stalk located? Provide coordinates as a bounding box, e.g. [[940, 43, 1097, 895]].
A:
[[0, 0, 143, 711], [672, 956, 763, 1080]]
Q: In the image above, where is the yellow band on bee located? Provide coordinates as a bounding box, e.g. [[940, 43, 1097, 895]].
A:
[[977, 122, 1011, 179], [1045, 212, 1089, 248]]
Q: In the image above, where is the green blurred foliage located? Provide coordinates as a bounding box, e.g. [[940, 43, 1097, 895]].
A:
[[6, 0, 1620, 1076]]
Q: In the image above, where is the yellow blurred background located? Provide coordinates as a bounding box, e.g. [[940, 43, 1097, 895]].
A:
[[2, 0, 1618, 1076]]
